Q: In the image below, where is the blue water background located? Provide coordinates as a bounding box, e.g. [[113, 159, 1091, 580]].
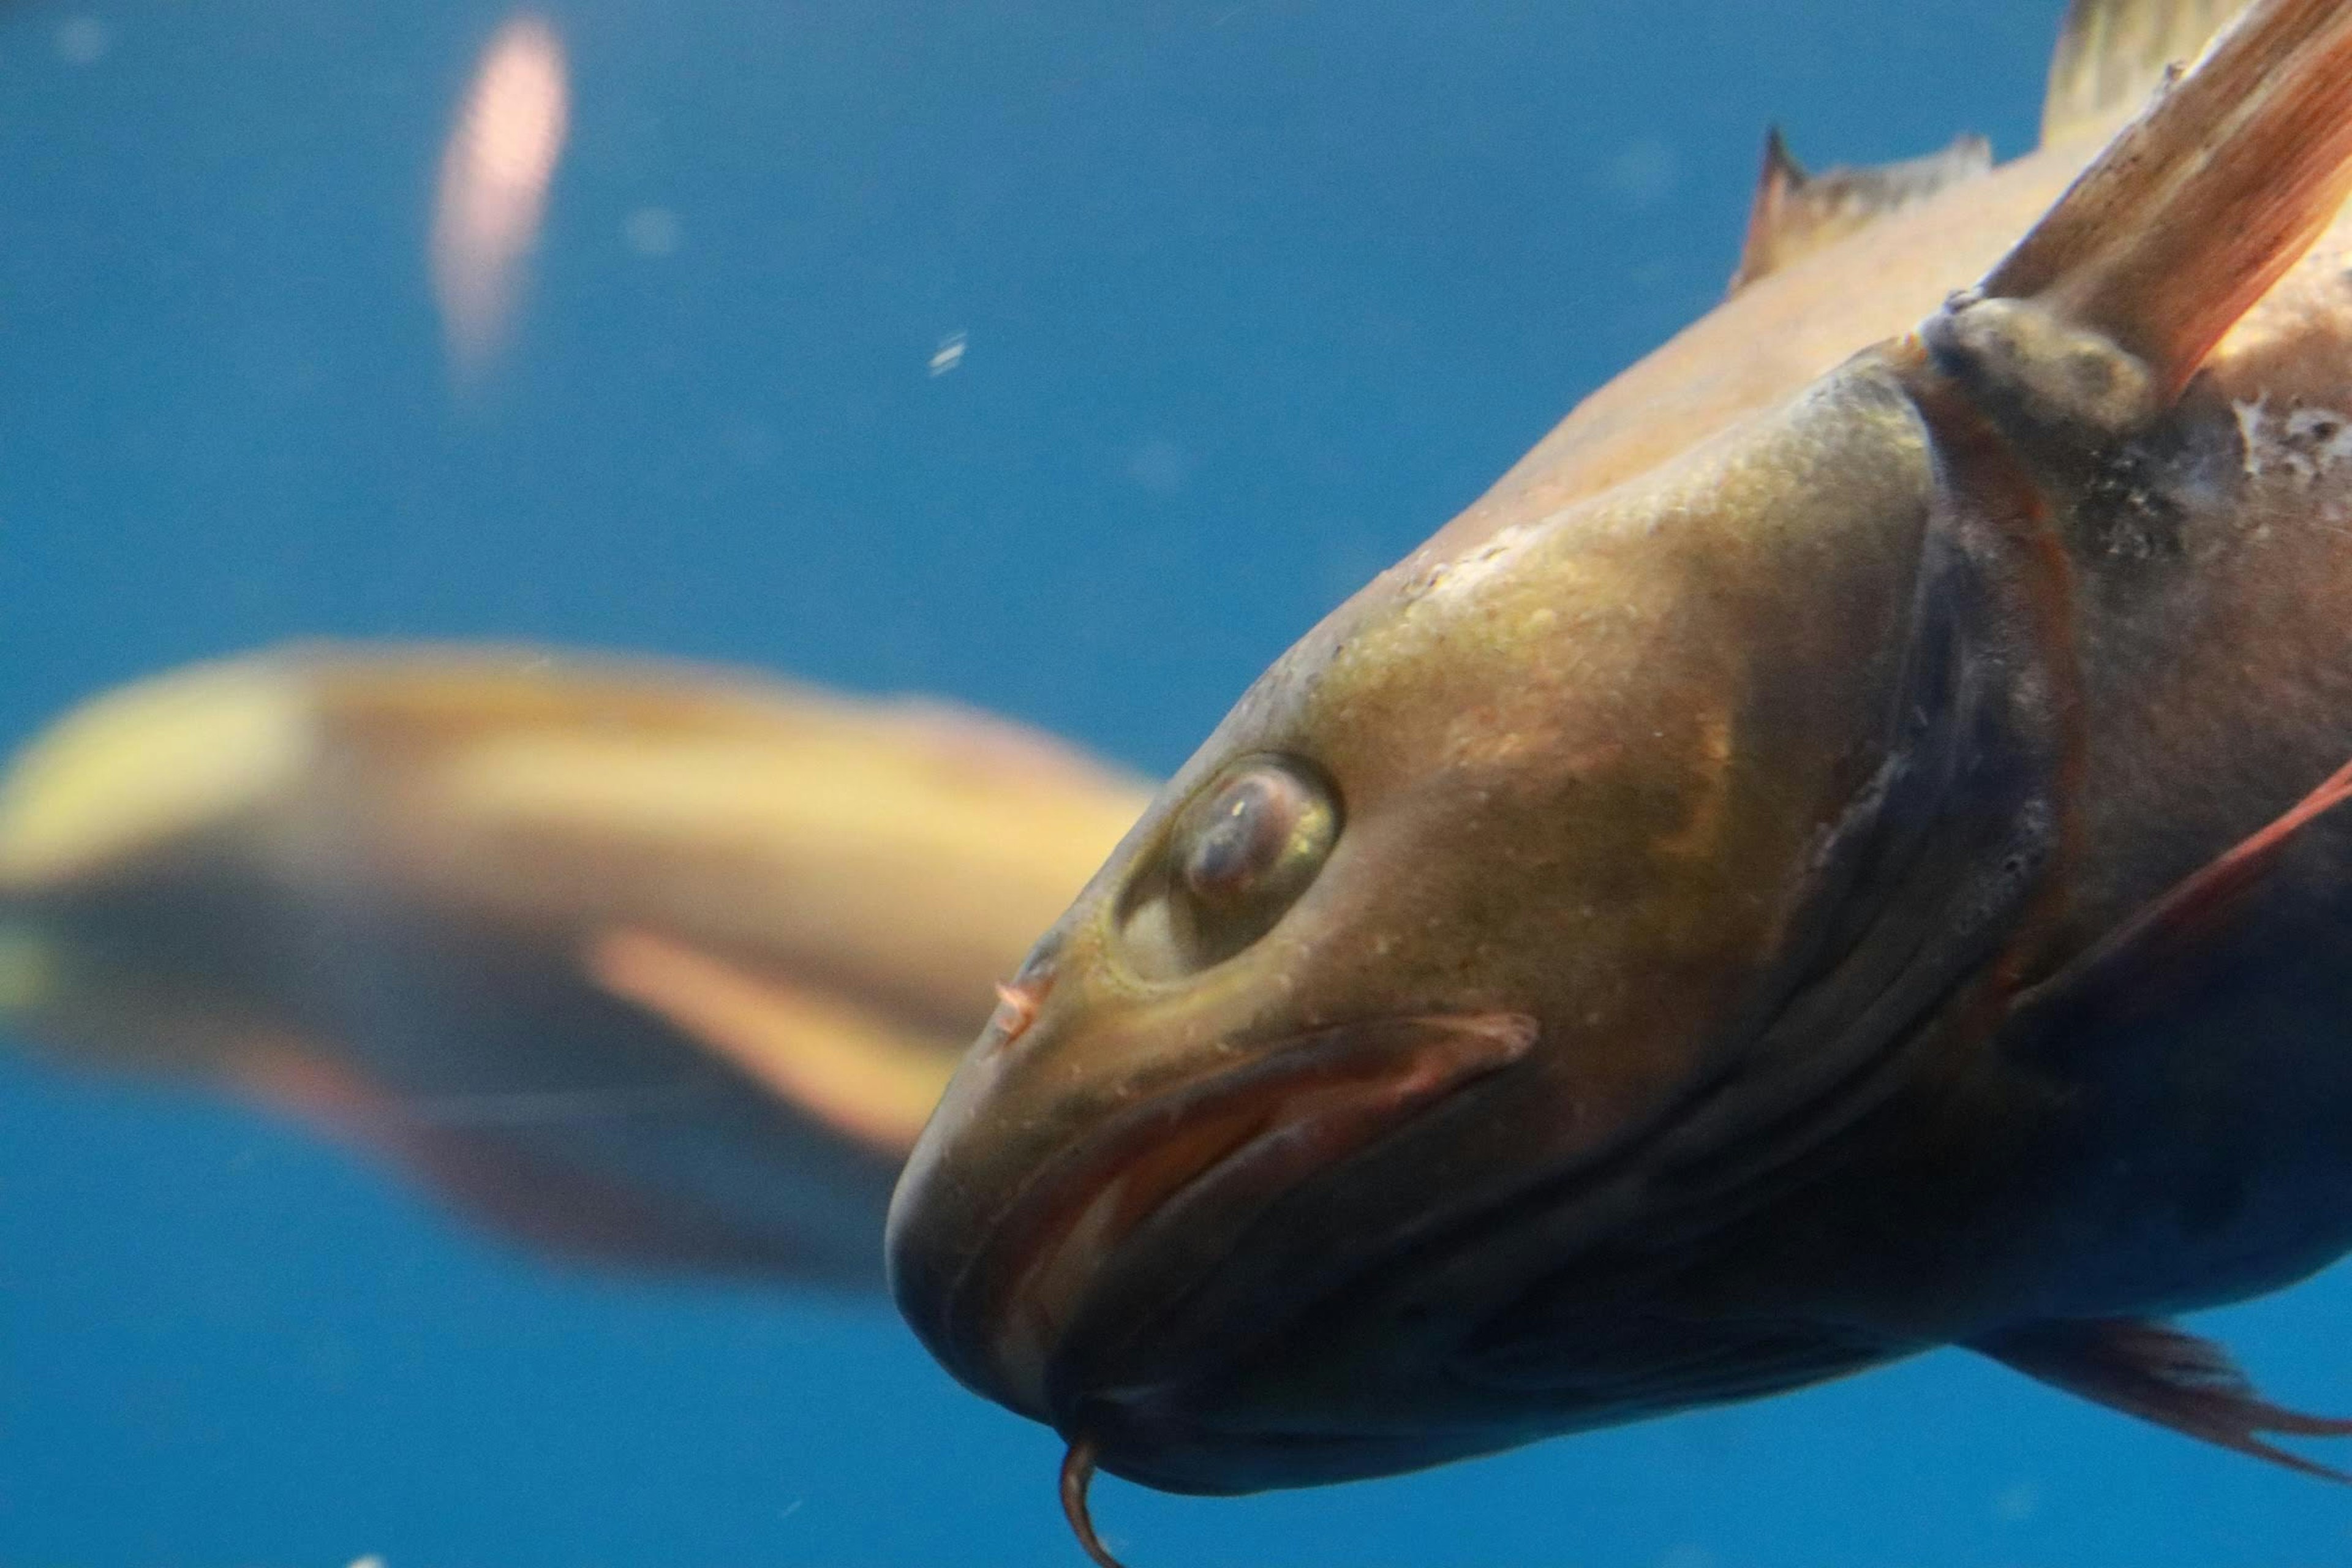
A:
[[4, 1, 2350, 1563]]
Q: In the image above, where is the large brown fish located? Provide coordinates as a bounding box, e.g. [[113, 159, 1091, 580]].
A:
[[885, 0, 2352, 1553]]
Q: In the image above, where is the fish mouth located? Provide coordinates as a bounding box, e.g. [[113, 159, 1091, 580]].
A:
[[892, 1012, 1534, 1434]]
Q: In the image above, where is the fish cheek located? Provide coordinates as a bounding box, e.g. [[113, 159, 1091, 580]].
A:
[[1300, 745, 1750, 1140]]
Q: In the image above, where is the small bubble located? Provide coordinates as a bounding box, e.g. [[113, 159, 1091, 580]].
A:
[[55, 17, 111, 65], [929, 330, 968, 377], [622, 206, 682, 257]]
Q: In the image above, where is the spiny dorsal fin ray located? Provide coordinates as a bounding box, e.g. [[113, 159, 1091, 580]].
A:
[[1728, 129, 1992, 293], [1976, 1319, 2352, 1480], [2043, 0, 2250, 146], [1948, 0, 2352, 407]]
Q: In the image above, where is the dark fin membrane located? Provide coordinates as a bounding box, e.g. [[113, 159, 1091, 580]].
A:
[[1977, 1317, 2352, 1479], [2043, 0, 2250, 145], [1728, 127, 1991, 293], [1973, 0, 2352, 403], [1060, 1437, 1131, 1568], [2008, 753, 2352, 1044]]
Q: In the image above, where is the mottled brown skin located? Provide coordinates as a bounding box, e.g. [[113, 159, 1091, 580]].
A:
[[889, 0, 2352, 1500]]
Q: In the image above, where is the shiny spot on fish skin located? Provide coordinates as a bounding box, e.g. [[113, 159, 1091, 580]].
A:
[[431, 14, 569, 390]]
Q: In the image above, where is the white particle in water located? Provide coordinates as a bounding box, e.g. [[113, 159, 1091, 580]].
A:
[[55, 17, 111, 65]]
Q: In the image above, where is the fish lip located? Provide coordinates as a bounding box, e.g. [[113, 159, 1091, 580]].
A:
[[912, 1011, 1536, 1429]]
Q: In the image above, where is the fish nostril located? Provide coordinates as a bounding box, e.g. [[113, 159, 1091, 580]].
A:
[[989, 980, 1041, 1043], [981, 968, 1055, 1058], [979, 935, 1067, 1060]]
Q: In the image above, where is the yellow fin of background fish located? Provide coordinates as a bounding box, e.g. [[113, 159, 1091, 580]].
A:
[[587, 927, 957, 1159], [0, 645, 1150, 1285]]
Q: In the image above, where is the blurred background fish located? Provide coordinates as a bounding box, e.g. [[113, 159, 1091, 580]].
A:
[[0, 646, 1147, 1284]]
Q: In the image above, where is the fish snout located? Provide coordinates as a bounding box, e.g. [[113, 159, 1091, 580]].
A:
[[884, 1010, 1536, 1440]]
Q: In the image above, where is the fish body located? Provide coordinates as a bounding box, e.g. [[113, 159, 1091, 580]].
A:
[[888, 0, 2352, 1512]]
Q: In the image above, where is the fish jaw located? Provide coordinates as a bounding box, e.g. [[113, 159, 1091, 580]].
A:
[[887, 1007, 1534, 1431]]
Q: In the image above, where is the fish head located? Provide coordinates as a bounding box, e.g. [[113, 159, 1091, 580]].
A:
[[888, 353, 2053, 1491]]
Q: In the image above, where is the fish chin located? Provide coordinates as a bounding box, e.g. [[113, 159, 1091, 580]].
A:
[[1057, 1389, 1532, 1496], [891, 1012, 1534, 1438]]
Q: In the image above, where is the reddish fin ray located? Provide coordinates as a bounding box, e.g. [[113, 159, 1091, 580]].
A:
[[2015, 753, 2352, 1022], [1980, 0, 2352, 398], [1977, 1317, 2352, 1480]]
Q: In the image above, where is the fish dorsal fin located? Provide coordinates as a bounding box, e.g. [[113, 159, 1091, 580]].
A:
[[1728, 128, 1992, 292], [2042, 0, 2251, 145], [1975, 1318, 2352, 1479]]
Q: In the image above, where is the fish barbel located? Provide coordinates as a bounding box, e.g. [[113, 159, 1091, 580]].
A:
[[886, 0, 2352, 1544]]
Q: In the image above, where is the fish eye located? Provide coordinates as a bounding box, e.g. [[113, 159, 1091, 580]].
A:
[[1117, 755, 1340, 980]]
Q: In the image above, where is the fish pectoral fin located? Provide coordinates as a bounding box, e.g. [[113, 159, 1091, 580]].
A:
[[2005, 753, 2352, 1052], [2041, 0, 2249, 147], [1974, 1317, 2352, 1480], [1727, 128, 1990, 293], [1936, 0, 2352, 420]]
